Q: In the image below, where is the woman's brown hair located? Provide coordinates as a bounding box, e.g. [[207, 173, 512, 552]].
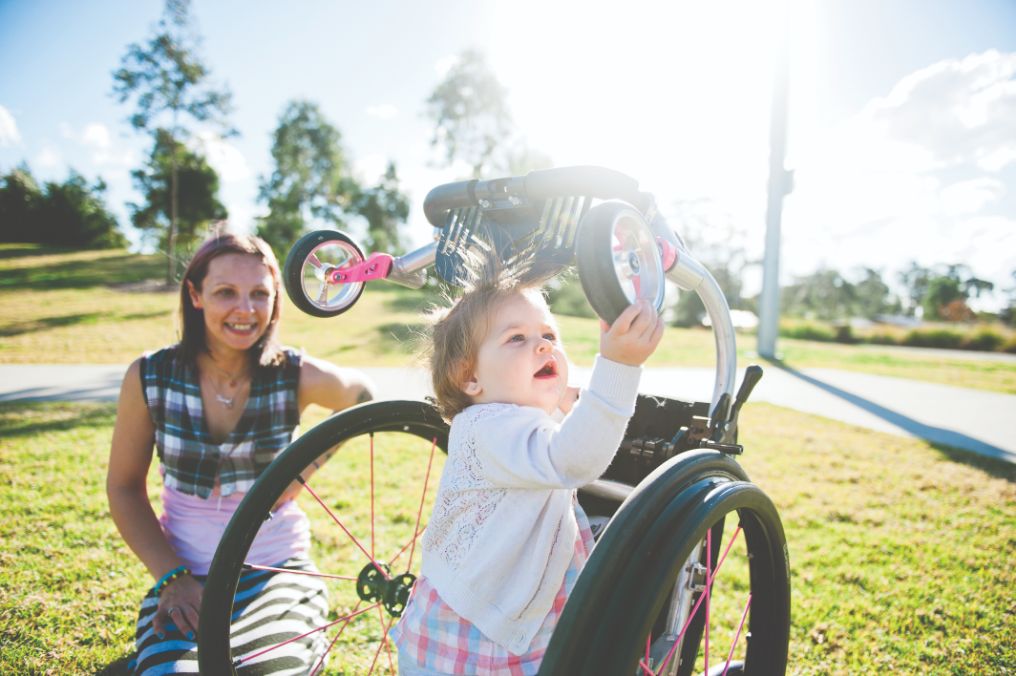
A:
[[178, 231, 284, 368]]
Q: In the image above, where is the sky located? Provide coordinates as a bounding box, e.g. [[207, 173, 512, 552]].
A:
[[2, 0, 1015, 310]]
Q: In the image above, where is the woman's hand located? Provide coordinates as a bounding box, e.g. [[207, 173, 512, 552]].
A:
[[600, 300, 664, 367], [152, 573, 203, 640]]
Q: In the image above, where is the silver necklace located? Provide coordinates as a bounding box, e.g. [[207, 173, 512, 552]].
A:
[[205, 361, 248, 409]]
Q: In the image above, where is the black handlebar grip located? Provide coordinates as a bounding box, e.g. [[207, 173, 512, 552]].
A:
[[422, 166, 644, 227], [423, 180, 478, 227], [522, 166, 640, 201]]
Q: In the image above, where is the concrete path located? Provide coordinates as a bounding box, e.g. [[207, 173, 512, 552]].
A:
[[1, 363, 1013, 464]]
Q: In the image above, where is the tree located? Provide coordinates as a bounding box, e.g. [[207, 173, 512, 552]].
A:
[[425, 49, 514, 178], [129, 129, 226, 255], [0, 165, 125, 248], [667, 200, 751, 327], [782, 269, 855, 321], [0, 164, 43, 243], [112, 0, 234, 282], [921, 264, 993, 321], [39, 172, 126, 248], [257, 100, 356, 259], [851, 267, 897, 319], [353, 162, 410, 254], [898, 261, 932, 317]]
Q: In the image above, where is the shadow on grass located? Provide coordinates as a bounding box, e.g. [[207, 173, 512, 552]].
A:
[[95, 655, 132, 675], [768, 359, 1015, 481], [0, 312, 104, 337], [0, 402, 117, 438], [0, 253, 163, 290], [0, 245, 78, 260]]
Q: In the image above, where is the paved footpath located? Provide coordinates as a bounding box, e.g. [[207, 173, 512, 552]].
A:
[[1, 363, 1013, 464]]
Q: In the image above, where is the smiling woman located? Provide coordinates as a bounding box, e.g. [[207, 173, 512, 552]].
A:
[[105, 229, 376, 675]]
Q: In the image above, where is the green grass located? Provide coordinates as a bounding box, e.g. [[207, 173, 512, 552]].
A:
[[2, 245, 1015, 395], [0, 402, 1012, 673]]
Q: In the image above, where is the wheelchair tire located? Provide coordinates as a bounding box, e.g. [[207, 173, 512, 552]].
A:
[[576, 201, 666, 325], [283, 229, 366, 317], [199, 400, 449, 675], [541, 452, 790, 676]]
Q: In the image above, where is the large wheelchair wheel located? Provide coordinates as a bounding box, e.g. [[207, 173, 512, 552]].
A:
[[576, 201, 666, 325], [199, 400, 449, 675], [284, 229, 366, 317], [541, 451, 790, 675]]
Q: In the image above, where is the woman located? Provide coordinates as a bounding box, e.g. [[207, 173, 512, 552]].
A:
[[107, 231, 374, 674]]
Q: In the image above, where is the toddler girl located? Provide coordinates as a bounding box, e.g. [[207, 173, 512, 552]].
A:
[[390, 270, 664, 675]]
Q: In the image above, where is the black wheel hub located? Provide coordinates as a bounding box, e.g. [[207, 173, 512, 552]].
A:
[[355, 562, 416, 617]]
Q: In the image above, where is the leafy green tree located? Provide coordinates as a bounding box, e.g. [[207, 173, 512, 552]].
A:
[[0, 165, 125, 247], [112, 0, 234, 281], [783, 269, 855, 321], [130, 129, 226, 256], [851, 267, 897, 319], [353, 162, 409, 254], [426, 49, 514, 178], [257, 100, 356, 258], [668, 201, 750, 327], [0, 164, 43, 243], [921, 264, 992, 321], [38, 172, 126, 248], [898, 261, 932, 317]]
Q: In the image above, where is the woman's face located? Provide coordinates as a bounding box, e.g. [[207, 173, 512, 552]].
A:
[[188, 253, 276, 355]]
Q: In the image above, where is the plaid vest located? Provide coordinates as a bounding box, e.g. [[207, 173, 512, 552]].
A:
[[140, 346, 302, 498]]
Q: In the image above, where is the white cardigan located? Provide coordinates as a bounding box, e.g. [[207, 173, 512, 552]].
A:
[[420, 355, 641, 654]]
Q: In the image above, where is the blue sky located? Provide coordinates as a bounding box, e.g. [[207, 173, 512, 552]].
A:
[[2, 0, 1015, 309]]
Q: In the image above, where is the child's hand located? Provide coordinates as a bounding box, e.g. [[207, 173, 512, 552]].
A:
[[558, 385, 580, 414], [600, 300, 664, 366]]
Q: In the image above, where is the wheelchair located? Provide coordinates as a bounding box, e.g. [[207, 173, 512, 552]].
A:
[[199, 166, 790, 675]]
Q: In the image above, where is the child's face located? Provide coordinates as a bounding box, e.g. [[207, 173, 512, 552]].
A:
[[462, 291, 568, 415]]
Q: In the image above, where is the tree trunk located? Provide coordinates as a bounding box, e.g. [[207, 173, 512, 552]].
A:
[[167, 150, 178, 284]]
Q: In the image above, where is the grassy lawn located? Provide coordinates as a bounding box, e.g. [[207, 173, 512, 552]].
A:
[[2, 245, 1015, 394], [0, 401, 1012, 673]]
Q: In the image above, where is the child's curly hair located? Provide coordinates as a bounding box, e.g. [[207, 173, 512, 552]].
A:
[[427, 247, 558, 420]]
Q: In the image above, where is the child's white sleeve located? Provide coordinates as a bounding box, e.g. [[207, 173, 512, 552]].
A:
[[474, 356, 641, 488]]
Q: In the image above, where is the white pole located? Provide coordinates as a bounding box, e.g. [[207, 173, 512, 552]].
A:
[[757, 17, 792, 360]]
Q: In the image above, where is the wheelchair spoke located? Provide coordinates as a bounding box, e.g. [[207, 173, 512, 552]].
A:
[[300, 476, 391, 580], [241, 562, 356, 581], [722, 594, 752, 676], [406, 436, 438, 572], [233, 603, 379, 669], [652, 524, 743, 675]]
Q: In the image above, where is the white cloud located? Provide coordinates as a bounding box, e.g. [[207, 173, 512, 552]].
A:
[[81, 123, 111, 149], [0, 105, 20, 146], [865, 50, 1016, 172], [365, 104, 399, 120], [192, 131, 251, 182], [783, 50, 1016, 301], [434, 54, 457, 78], [35, 146, 62, 169], [939, 177, 1004, 215]]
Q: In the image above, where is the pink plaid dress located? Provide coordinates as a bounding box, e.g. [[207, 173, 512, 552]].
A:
[[390, 504, 595, 675]]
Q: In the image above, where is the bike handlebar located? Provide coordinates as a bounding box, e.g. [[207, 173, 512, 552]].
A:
[[423, 165, 646, 227]]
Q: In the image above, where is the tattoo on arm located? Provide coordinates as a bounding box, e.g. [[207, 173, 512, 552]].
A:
[[356, 387, 374, 404]]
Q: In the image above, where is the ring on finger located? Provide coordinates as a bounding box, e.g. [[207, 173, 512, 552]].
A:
[[168, 607, 178, 615]]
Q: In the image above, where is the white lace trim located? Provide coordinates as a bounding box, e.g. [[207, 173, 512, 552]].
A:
[[423, 404, 509, 569]]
